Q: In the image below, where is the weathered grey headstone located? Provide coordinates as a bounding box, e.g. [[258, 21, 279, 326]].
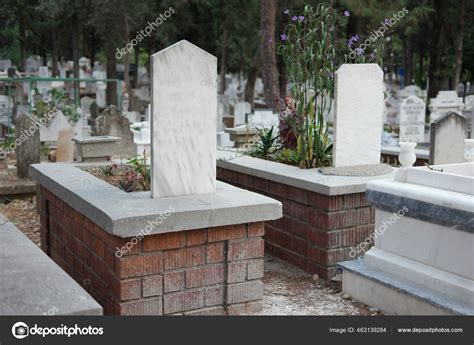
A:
[[429, 112, 469, 165], [333, 64, 384, 167], [95, 105, 134, 157], [56, 128, 75, 162], [399, 95, 426, 143], [15, 114, 40, 178], [151, 40, 217, 198]]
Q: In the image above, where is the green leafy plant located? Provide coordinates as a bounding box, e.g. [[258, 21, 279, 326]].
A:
[[99, 164, 115, 177], [251, 126, 279, 159], [118, 172, 136, 193], [127, 151, 151, 191], [276, 148, 301, 166]]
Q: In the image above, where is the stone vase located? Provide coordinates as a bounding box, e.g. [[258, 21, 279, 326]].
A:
[[398, 142, 417, 168]]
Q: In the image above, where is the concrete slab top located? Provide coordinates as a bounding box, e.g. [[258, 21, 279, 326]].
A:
[[217, 150, 395, 196], [0, 214, 102, 315], [29, 163, 282, 238]]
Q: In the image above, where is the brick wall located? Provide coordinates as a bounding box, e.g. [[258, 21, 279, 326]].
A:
[[37, 185, 265, 315], [217, 167, 375, 279]]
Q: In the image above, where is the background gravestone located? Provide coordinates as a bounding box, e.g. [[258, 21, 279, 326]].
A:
[[333, 64, 384, 167], [151, 40, 217, 198], [95, 105, 134, 157], [15, 113, 40, 178], [399, 95, 426, 143], [56, 128, 75, 162], [429, 112, 469, 165]]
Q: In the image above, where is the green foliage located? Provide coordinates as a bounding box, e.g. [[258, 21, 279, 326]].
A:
[[33, 88, 81, 124], [278, 3, 336, 168], [99, 165, 115, 177], [251, 126, 279, 158], [127, 152, 151, 192], [275, 148, 301, 166]]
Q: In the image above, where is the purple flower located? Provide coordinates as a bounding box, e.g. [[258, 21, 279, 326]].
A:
[[284, 9, 290, 15], [344, 10, 350, 17], [384, 18, 390, 24], [355, 47, 364, 56], [346, 39, 353, 47], [352, 34, 360, 42], [298, 15, 305, 22], [268, 36, 273, 43], [291, 15, 297, 21], [280, 33, 288, 41]]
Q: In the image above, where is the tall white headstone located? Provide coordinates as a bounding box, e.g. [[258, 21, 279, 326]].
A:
[[399, 95, 426, 143], [151, 40, 217, 198], [234, 101, 251, 126], [429, 112, 469, 165], [333, 64, 384, 167]]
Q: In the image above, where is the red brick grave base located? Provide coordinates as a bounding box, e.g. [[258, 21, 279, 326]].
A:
[[37, 186, 265, 315], [217, 167, 375, 279]]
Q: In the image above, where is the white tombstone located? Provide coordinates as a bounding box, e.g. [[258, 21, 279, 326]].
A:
[[151, 40, 217, 198], [96, 83, 106, 107], [429, 91, 464, 123], [399, 95, 426, 143], [333, 64, 384, 167], [80, 97, 94, 116], [249, 110, 279, 129], [234, 101, 251, 126], [429, 112, 469, 165], [397, 85, 423, 99], [0, 59, 12, 71], [37, 66, 51, 93], [0, 95, 13, 126], [40, 110, 73, 142]]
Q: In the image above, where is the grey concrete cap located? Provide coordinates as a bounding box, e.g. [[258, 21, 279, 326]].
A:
[[29, 163, 282, 238], [217, 150, 395, 195], [0, 214, 103, 315]]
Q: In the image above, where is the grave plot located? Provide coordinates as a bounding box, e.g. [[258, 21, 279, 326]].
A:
[[29, 41, 282, 316]]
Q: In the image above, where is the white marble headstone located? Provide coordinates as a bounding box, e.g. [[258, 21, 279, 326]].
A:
[[234, 101, 251, 126], [333, 64, 384, 167], [429, 91, 464, 123], [40, 110, 72, 142], [399, 95, 426, 143], [430, 112, 469, 164], [151, 40, 217, 198]]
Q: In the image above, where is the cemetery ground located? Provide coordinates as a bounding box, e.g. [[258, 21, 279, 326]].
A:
[[0, 195, 374, 316]]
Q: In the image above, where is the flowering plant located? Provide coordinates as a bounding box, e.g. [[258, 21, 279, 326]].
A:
[[278, 3, 336, 168]]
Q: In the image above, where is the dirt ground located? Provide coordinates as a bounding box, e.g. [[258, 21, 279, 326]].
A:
[[0, 197, 377, 316]]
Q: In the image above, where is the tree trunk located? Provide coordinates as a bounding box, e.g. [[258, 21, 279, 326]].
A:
[[259, 0, 279, 111], [219, 28, 227, 94], [122, 11, 131, 101], [244, 67, 258, 107], [51, 31, 59, 77], [106, 43, 118, 106], [72, 13, 80, 78], [19, 15, 26, 72], [90, 29, 96, 71], [453, 0, 465, 88], [428, 0, 449, 98], [404, 37, 414, 86]]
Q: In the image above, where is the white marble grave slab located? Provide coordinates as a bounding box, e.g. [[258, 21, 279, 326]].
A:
[[333, 64, 384, 167], [151, 40, 217, 198]]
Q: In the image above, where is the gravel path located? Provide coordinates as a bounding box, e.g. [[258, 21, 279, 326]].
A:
[[257, 255, 374, 315]]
